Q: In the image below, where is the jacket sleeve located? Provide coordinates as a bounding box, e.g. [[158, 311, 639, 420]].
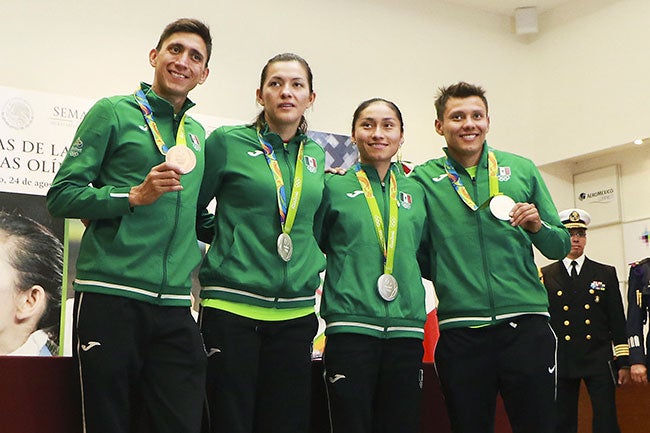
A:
[[313, 174, 333, 253], [526, 163, 571, 260], [410, 165, 434, 281], [417, 190, 433, 282], [46, 98, 132, 219], [627, 260, 650, 365], [602, 264, 629, 368], [196, 127, 226, 244]]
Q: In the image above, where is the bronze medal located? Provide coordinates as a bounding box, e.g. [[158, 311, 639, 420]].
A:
[[166, 145, 196, 174]]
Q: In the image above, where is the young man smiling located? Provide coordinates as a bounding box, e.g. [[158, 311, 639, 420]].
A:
[[47, 18, 211, 433], [412, 81, 571, 433]]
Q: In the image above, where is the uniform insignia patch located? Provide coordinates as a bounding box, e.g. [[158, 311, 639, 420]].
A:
[[304, 155, 317, 173], [189, 133, 201, 151], [69, 137, 84, 157], [399, 191, 412, 209], [590, 280, 606, 291], [498, 166, 511, 181]]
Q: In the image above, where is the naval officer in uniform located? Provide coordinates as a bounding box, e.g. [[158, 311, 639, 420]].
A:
[[626, 256, 650, 383], [541, 208, 629, 433]]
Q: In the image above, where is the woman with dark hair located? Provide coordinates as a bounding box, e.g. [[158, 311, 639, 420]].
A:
[[197, 53, 325, 433], [315, 98, 428, 433], [0, 211, 62, 356]]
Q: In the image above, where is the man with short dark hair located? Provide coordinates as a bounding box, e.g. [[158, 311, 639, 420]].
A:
[[412, 81, 570, 433], [542, 208, 629, 433], [47, 18, 211, 433]]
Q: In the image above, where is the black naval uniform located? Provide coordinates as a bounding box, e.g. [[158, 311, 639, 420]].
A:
[[626, 257, 650, 379], [542, 256, 629, 433]]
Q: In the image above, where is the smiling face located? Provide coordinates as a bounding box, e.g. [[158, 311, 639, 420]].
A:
[[150, 31, 210, 113], [352, 100, 404, 174], [256, 60, 315, 137], [435, 95, 490, 167]]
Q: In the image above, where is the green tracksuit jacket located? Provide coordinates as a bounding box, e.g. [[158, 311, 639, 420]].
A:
[[197, 124, 326, 308], [411, 144, 570, 330], [47, 83, 205, 306], [316, 164, 428, 339]]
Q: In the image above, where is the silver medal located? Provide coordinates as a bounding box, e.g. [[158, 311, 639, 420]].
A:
[[165, 145, 196, 174], [277, 233, 293, 262], [489, 194, 516, 221], [377, 273, 398, 301]]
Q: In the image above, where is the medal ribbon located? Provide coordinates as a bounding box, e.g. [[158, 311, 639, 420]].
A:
[[134, 87, 187, 154], [354, 164, 398, 275], [256, 127, 304, 235], [444, 149, 500, 211]]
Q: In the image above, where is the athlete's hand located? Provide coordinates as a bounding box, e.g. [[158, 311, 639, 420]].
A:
[[128, 162, 184, 207], [509, 202, 542, 233], [326, 166, 347, 175]]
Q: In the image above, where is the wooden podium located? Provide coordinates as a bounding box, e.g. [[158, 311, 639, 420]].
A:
[[8, 357, 649, 433], [0, 357, 504, 433], [1, 356, 82, 433]]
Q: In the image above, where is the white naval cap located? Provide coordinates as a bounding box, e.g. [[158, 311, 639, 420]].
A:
[[559, 208, 591, 229]]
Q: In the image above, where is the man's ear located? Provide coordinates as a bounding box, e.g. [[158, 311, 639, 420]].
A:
[[198, 67, 210, 85], [434, 119, 444, 136], [15, 285, 46, 322], [149, 48, 158, 67]]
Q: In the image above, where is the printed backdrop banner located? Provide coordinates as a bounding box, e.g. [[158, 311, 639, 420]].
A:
[[0, 85, 92, 356], [1, 85, 93, 195]]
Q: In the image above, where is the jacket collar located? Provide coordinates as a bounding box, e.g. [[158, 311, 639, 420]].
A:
[[258, 123, 308, 148], [138, 82, 196, 120], [442, 141, 489, 172]]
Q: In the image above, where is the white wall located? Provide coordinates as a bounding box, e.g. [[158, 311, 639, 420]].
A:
[[2, 0, 533, 165], [538, 141, 650, 308], [531, 0, 650, 165], [4, 1, 646, 165]]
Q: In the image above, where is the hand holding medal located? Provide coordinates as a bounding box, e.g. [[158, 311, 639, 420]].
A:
[[508, 201, 543, 233], [128, 161, 183, 207], [486, 193, 543, 233], [445, 149, 542, 231]]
